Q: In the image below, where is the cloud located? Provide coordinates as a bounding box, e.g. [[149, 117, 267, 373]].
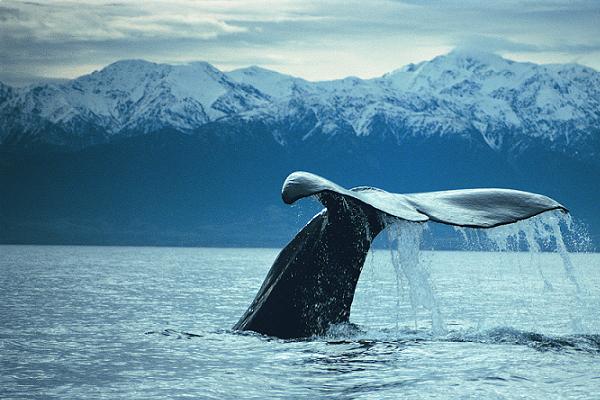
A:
[[0, 1, 249, 42], [1, 0, 599, 85]]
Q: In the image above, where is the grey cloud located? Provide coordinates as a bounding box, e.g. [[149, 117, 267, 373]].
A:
[[1, 0, 599, 85], [0, 1, 248, 43], [0, 6, 22, 21]]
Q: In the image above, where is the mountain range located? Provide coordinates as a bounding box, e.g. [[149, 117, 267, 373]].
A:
[[1, 50, 599, 248]]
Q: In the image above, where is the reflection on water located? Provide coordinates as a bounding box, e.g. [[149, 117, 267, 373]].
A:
[[1, 245, 599, 399]]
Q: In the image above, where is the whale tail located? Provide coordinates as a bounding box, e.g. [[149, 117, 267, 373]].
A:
[[282, 171, 567, 228], [234, 172, 568, 339]]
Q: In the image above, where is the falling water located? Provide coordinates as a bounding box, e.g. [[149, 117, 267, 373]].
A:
[[372, 210, 592, 337], [384, 218, 445, 335], [454, 210, 591, 333], [470, 211, 586, 297]]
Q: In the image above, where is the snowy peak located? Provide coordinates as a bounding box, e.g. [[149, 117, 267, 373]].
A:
[[227, 66, 309, 99], [0, 60, 271, 145], [381, 50, 521, 92], [71, 59, 265, 121], [439, 48, 514, 68], [364, 50, 600, 146]]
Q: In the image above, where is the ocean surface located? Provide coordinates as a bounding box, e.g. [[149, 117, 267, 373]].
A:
[[1, 244, 599, 399]]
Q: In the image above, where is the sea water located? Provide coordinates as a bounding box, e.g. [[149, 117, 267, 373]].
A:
[[1, 218, 600, 399]]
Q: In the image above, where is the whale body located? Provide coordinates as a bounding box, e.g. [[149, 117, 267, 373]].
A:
[[233, 171, 567, 339]]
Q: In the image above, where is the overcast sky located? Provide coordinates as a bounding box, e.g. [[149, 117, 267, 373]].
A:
[[1, 0, 599, 86]]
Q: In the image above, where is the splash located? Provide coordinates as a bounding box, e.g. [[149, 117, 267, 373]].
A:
[[359, 210, 593, 338], [466, 211, 587, 297], [384, 218, 445, 335], [454, 210, 591, 333]]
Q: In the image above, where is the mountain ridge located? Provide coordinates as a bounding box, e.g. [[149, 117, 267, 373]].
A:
[[1, 50, 599, 161]]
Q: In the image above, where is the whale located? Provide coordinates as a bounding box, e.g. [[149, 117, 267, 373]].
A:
[[233, 171, 567, 339]]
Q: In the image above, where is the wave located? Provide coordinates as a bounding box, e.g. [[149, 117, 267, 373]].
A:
[[445, 327, 600, 353], [144, 329, 203, 339], [319, 323, 600, 354], [147, 325, 600, 354]]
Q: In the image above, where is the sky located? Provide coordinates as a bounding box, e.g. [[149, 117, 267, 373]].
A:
[[1, 0, 600, 86]]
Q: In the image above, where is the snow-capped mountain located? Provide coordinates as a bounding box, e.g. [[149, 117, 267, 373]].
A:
[[232, 50, 600, 155], [1, 50, 599, 158], [227, 66, 311, 100], [0, 60, 270, 147]]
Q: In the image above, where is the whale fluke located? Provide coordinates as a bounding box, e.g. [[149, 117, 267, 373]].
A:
[[282, 171, 567, 228], [234, 171, 567, 339]]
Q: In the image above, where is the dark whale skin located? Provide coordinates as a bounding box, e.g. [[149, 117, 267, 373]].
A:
[[233, 193, 384, 339]]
